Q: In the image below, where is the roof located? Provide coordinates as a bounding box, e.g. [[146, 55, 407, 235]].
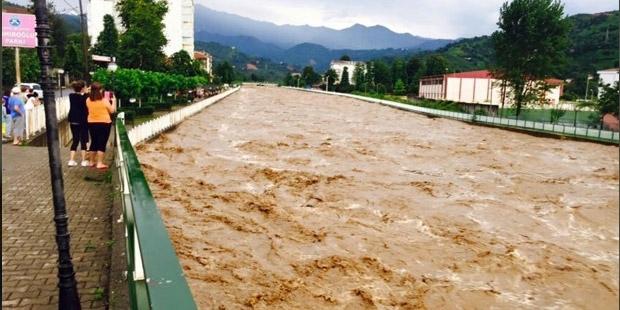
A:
[[544, 78, 564, 86], [598, 68, 619, 73], [424, 69, 563, 86], [2, 7, 31, 14], [193, 51, 210, 60], [330, 60, 365, 66], [445, 70, 493, 79]]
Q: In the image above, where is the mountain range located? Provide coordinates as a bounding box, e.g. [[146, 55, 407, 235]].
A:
[[194, 5, 452, 50], [193, 5, 452, 70]]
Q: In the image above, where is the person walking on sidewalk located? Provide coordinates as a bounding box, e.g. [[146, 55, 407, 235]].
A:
[[9, 87, 26, 145], [86, 82, 116, 169], [67, 81, 90, 167]]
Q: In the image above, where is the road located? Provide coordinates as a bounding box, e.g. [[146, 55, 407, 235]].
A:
[[137, 85, 619, 309]]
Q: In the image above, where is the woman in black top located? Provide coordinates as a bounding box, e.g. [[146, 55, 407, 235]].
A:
[[67, 80, 90, 167]]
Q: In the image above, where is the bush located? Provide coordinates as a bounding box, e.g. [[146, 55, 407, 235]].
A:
[[118, 108, 136, 122], [155, 103, 172, 111], [123, 110, 136, 122], [474, 109, 488, 116], [135, 106, 155, 116]]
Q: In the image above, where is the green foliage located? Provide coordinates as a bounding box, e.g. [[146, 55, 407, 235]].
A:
[[194, 41, 291, 83], [406, 57, 424, 93], [549, 108, 567, 123], [92, 14, 119, 58], [214, 61, 235, 84], [492, 0, 570, 115], [1, 48, 40, 87], [372, 60, 392, 93], [301, 66, 321, 86], [337, 67, 352, 92], [424, 55, 449, 76], [169, 50, 204, 76], [340, 55, 351, 61], [474, 109, 489, 116], [65, 33, 93, 80], [323, 69, 338, 90], [135, 106, 155, 116], [597, 81, 619, 116], [353, 63, 366, 91], [116, 0, 168, 71], [92, 68, 208, 104], [393, 79, 406, 95]]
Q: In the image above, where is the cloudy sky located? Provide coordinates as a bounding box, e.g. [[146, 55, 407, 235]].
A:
[[13, 0, 619, 39]]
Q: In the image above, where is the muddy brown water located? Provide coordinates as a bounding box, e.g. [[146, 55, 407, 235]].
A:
[[137, 86, 619, 309]]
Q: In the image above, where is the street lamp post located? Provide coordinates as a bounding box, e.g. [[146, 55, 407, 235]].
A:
[[34, 1, 81, 309], [57, 69, 64, 97], [107, 58, 118, 105]]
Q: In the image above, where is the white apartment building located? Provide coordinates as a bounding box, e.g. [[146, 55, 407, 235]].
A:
[[329, 60, 366, 85], [597, 68, 619, 98], [88, 0, 194, 57], [419, 70, 564, 106]]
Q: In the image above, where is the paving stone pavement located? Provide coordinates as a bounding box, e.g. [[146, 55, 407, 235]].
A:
[[2, 144, 114, 309]]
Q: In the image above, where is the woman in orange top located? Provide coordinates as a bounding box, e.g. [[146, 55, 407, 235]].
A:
[[86, 82, 116, 169]]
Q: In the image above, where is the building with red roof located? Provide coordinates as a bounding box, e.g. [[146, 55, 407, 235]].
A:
[[419, 70, 564, 107]]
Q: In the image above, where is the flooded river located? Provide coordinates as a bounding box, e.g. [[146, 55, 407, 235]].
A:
[[137, 86, 619, 309]]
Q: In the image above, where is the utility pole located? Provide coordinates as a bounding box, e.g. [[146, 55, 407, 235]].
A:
[[78, 0, 90, 82], [33, 1, 82, 309]]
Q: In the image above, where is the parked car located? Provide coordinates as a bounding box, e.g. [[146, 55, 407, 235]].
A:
[[14, 83, 43, 98]]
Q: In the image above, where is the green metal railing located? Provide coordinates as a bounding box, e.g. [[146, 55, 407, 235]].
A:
[[115, 114, 197, 309]]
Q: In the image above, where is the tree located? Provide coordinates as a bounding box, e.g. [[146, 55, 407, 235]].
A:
[[353, 63, 366, 91], [214, 61, 235, 84], [92, 14, 119, 58], [337, 67, 352, 93], [373, 60, 392, 93], [283, 73, 294, 86], [597, 81, 619, 116], [169, 50, 198, 76], [301, 66, 321, 86], [1, 48, 40, 86], [365, 62, 376, 90], [391, 59, 407, 85], [340, 55, 351, 61], [323, 69, 338, 90], [64, 33, 92, 80], [425, 55, 449, 76], [393, 79, 406, 95], [492, 0, 570, 116], [406, 57, 424, 94], [117, 0, 168, 71]]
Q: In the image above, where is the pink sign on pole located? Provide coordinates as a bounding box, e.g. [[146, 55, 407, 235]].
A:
[[2, 13, 37, 48]]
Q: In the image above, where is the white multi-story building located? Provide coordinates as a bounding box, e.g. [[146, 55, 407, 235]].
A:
[[597, 68, 619, 98], [419, 70, 564, 106], [329, 60, 366, 85], [88, 0, 194, 57]]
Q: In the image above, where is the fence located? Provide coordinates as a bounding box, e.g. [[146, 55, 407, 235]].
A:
[[24, 96, 70, 139], [286, 87, 619, 144], [128, 87, 239, 145], [114, 86, 239, 309]]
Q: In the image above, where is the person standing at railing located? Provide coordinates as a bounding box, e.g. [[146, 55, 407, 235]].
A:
[[86, 82, 116, 170], [24, 92, 38, 139], [67, 81, 91, 167], [8, 87, 26, 145], [3, 90, 10, 139]]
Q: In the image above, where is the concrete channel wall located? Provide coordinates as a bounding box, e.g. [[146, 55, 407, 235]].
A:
[[285, 87, 620, 144]]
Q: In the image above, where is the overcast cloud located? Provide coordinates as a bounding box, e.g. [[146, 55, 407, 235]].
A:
[[12, 0, 619, 39]]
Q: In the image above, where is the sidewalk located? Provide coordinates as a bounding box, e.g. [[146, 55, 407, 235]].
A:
[[2, 144, 113, 309]]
